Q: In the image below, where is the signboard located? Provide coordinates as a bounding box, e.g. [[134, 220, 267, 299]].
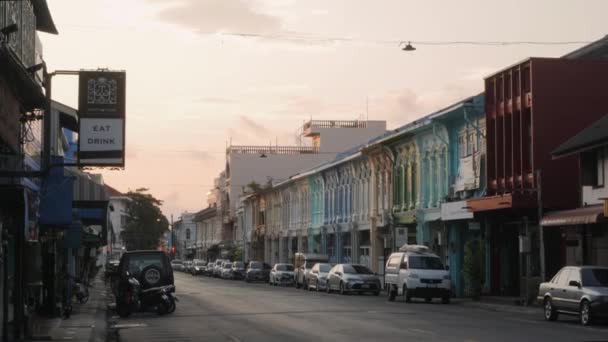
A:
[[78, 71, 126, 166], [441, 200, 474, 221]]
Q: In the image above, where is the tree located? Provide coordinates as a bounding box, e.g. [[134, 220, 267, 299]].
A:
[[120, 188, 169, 251], [463, 239, 485, 300]]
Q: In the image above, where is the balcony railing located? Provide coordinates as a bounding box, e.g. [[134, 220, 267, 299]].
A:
[[303, 120, 368, 131], [228, 145, 320, 155]]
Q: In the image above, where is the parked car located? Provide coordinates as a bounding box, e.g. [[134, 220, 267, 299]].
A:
[[306, 263, 333, 291], [384, 245, 451, 303], [231, 261, 246, 280], [191, 260, 207, 275], [294, 253, 329, 289], [184, 260, 193, 273], [220, 262, 233, 279], [327, 264, 380, 295], [212, 259, 229, 277], [118, 250, 175, 291], [269, 264, 295, 286], [245, 261, 271, 282], [170, 259, 184, 272], [538, 266, 608, 325]]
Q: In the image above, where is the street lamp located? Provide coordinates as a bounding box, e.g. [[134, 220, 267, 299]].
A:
[[400, 41, 416, 51]]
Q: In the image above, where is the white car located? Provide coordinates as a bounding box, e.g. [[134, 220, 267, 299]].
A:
[[220, 262, 233, 279], [269, 264, 295, 286], [384, 245, 451, 303]]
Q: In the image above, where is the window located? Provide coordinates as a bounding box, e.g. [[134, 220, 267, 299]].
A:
[[120, 215, 128, 227], [596, 148, 605, 187], [387, 255, 401, 268], [186, 229, 191, 240], [459, 135, 467, 158]]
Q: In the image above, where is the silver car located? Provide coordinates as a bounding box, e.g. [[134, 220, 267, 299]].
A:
[[538, 266, 608, 325], [327, 264, 381, 296], [269, 264, 295, 286], [306, 263, 333, 291]]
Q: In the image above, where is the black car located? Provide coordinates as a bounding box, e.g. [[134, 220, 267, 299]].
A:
[[118, 250, 175, 291], [231, 261, 246, 280], [245, 261, 271, 282]]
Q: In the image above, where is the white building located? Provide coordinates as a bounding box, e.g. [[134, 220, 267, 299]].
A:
[[173, 212, 198, 260], [222, 120, 387, 248], [105, 185, 131, 260]]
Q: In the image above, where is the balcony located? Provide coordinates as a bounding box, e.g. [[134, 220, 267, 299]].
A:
[[303, 120, 367, 136], [227, 145, 319, 155]]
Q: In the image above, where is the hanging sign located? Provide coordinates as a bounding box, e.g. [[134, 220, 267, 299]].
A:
[[78, 70, 126, 166]]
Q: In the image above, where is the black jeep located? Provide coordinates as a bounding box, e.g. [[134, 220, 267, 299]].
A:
[[117, 251, 175, 291]]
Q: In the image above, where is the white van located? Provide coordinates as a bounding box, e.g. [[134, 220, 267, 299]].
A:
[[384, 245, 451, 303]]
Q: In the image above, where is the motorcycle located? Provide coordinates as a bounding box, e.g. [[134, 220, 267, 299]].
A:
[[115, 272, 178, 317]]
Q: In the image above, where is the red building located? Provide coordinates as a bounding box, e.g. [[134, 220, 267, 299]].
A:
[[467, 57, 608, 299]]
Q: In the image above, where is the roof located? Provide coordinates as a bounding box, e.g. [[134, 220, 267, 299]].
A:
[[552, 114, 608, 158], [32, 0, 58, 34], [193, 206, 217, 221], [562, 35, 608, 60], [104, 184, 123, 197], [540, 205, 606, 227]]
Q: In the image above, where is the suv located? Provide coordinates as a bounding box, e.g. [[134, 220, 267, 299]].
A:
[[294, 253, 329, 290], [213, 259, 229, 277], [384, 245, 450, 304], [118, 250, 175, 291]]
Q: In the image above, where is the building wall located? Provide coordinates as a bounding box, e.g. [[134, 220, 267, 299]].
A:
[[582, 146, 608, 205]]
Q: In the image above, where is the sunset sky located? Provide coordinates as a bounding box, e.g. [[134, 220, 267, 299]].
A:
[[40, 0, 608, 219]]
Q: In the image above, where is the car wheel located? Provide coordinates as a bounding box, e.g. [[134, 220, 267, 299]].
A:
[[442, 295, 450, 304], [374, 291, 380, 296], [340, 282, 347, 295], [580, 300, 592, 326], [326, 282, 331, 294], [387, 285, 396, 302], [544, 297, 558, 321], [403, 285, 411, 303], [304, 280, 309, 291], [425, 297, 432, 303]]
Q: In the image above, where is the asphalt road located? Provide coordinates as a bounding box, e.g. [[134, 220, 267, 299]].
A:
[[113, 272, 608, 342]]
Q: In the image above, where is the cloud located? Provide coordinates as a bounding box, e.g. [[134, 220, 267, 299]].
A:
[[149, 0, 283, 35]]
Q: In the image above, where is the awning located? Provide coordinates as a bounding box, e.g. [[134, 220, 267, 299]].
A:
[[541, 205, 606, 227]]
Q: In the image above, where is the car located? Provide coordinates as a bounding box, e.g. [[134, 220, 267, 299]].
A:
[[384, 245, 451, 303], [213, 259, 229, 277], [220, 262, 233, 279], [538, 266, 608, 325], [294, 253, 329, 290], [306, 263, 333, 291], [269, 263, 295, 286], [105, 259, 120, 277], [245, 261, 271, 282], [118, 250, 175, 291], [231, 261, 246, 280], [326, 264, 381, 295], [170, 259, 184, 272], [184, 260, 193, 273], [191, 260, 207, 275]]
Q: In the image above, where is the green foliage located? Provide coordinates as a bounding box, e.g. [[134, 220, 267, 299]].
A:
[[246, 181, 261, 193], [120, 188, 169, 251], [463, 239, 485, 299], [232, 247, 243, 262]]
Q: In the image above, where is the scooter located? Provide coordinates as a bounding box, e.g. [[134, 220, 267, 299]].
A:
[[115, 272, 177, 317]]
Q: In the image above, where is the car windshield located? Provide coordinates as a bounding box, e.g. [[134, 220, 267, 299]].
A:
[[342, 265, 373, 274], [195, 261, 206, 266], [224, 264, 232, 269], [319, 264, 332, 273], [233, 262, 245, 268], [582, 268, 608, 287], [276, 265, 294, 271], [171, 260, 183, 265], [127, 253, 164, 277], [408, 256, 444, 270], [249, 262, 263, 269]]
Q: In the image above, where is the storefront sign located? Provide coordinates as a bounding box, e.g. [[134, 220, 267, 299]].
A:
[[78, 71, 126, 166], [441, 201, 473, 221]]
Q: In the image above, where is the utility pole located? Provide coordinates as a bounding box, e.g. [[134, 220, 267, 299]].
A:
[[537, 170, 546, 281]]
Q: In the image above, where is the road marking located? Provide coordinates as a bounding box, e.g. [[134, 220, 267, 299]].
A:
[[111, 323, 148, 329]]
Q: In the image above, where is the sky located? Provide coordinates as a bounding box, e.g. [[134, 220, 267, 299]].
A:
[[40, 0, 608, 220]]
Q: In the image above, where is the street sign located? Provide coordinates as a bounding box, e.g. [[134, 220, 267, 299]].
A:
[[78, 70, 126, 166]]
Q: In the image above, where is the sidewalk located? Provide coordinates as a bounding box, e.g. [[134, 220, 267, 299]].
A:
[[28, 272, 111, 341], [453, 296, 540, 315]]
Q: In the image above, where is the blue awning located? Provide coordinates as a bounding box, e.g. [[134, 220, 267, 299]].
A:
[[39, 157, 73, 227]]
